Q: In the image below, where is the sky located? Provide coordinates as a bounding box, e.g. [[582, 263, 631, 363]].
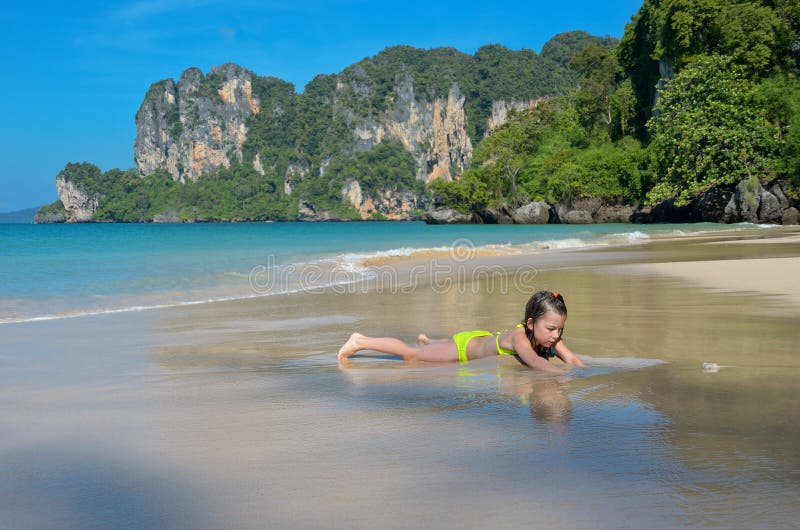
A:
[[0, 0, 643, 212]]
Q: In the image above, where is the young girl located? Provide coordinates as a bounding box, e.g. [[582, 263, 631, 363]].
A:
[[338, 291, 584, 373]]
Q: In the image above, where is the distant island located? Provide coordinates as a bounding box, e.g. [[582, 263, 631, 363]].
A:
[[37, 1, 800, 225], [0, 207, 37, 224]]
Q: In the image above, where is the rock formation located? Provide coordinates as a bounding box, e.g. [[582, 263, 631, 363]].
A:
[[133, 64, 551, 193], [330, 73, 473, 183], [56, 172, 100, 222], [341, 178, 425, 220], [425, 177, 800, 225], [487, 99, 546, 132], [135, 64, 260, 182]]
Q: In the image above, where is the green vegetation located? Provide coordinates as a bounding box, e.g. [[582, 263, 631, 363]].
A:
[[55, 143, 422, 222], [541, 31, 618, 67], [646, 55, 780, 205], [618, 0, 800, 205], [53, 162, 292, 222], [337, 42, 580, 141], [325, 142, 423, 197], [433, 0, 800, 212], [50, 4, 800, 222], [35, 201, 67, 218], [430, 42, 649, 212]]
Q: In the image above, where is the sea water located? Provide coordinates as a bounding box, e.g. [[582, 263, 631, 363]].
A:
[[0, 221, 774, 323], [1, 221, 799, 528]]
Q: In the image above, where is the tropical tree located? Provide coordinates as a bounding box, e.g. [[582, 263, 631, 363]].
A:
[[646, 54, 780, 205]]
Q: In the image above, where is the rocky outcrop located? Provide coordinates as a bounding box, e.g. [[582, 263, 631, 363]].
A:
[[284, 159, 310, 195], [594, 205, 635, 223], [335, 74, 473, 182], [153, 211, 181, 223], [487, 98, 545, 132], [341, 178, 423, 220], [722, 178, 778, 223], [561, 210, 594, 224], [630, 178, 799, 224], [130, 55, 579, 221], [296, 200, 338, 222], [135, 64, 260, 182], [427, 177, 800, 225], [424, 208, 481, 224], [511, 201, 553, 224], [33, 210, 66, 224], [478, 207, 513, 224], [555, 198, 597, 224], [56, 173, 100, 222]]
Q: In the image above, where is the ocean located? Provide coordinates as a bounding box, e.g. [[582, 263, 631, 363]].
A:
[[2, 221, 799, 528], [0, 221, 771, 324]]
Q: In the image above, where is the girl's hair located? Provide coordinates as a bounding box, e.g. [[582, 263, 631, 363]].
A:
[[522, 291, 567, 355]]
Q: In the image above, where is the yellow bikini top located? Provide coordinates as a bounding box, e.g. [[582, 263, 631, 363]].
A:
[[495, 324, 523, 356]]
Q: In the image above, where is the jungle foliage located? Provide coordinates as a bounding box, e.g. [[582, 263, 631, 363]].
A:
[[46, 1, 800, 221], [432, 0, 800, 211]]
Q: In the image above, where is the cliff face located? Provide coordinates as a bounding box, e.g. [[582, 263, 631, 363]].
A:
[[341, 178, 424, 220], [127, 44, 581, 220], [56, 172, 100, 222], [334, 74, 473, 182], [134, 64, 549, 189], [487, 98, 546, 132], [135, 64, 260, 182]]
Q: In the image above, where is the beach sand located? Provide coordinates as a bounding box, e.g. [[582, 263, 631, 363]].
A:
[[2, 226, 799, 528], [638, 257, 800, 307]]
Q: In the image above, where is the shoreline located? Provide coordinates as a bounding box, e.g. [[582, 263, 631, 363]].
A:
[[634, 257, 800, 305], [2, 223, 797, 326], [3, 222, 799, 528]]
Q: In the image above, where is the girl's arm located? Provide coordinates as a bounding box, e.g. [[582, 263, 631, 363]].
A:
[[512, 332, 566, 374], [553, 339, 584, 367]]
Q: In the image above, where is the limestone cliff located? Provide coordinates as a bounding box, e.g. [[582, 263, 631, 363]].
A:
[[134, 62, 557, 190], [135, 63, 260, 182], [56, 171, 100, 222], [341, 178, 424, 220], [130, 44, 581, 220], [487, 98, 546, 132], [332, 74, 473, 182]]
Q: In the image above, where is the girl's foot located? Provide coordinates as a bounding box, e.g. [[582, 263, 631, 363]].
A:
[[417, 333, 431, 346], [338, 332, 365, 360]]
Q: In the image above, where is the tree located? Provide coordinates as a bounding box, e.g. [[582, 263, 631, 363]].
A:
[[611, 79, 636, 137], [570, 44, 623, 136], [646, 54, 780, 205]]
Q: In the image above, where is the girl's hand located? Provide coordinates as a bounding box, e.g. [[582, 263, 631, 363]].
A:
[[512, 331, 567, 374], [554, 340, 584, 367]]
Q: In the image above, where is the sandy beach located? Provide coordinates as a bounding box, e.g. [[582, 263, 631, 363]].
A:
[[638, 257, 799, 307], [2, 226, 799, 529], [631, 229, 800, 308]]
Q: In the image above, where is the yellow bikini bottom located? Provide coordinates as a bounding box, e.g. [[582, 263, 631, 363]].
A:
[[452, 329, 517, 363]]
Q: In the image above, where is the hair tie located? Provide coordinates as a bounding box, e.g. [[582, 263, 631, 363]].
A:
[[552, 291, 559, 298]]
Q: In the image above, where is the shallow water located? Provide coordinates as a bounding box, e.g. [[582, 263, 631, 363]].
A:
[[1, 230, 799, 528], [0, 221, 779, 323]]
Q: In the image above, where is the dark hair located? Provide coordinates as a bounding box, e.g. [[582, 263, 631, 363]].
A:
[[522, 291, 567, 356]]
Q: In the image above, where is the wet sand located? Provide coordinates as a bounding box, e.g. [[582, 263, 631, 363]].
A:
[[2, 226, 799, 528]]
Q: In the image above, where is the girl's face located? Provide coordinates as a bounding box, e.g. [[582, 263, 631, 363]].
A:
[[527, 310, 566, 348]]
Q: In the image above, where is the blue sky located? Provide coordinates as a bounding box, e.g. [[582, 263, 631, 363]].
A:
[[0, 0, 643, 212]]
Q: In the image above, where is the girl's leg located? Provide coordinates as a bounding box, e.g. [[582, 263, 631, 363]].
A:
[[417, 333, 450, 346], [338, 333, 458, 362]]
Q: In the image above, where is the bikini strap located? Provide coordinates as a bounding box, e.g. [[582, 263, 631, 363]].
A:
[[495, 329, 516, 356]]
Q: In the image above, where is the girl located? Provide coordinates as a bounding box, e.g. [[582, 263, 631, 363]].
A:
[[338, 291, 584, 373]]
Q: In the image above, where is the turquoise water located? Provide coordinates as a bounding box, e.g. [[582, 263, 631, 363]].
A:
[[0, 221, 771, 323]]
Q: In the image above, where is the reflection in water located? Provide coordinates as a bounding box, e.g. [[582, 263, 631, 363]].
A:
[[499, 370, 572, 424], [45, 227, 795, 528]]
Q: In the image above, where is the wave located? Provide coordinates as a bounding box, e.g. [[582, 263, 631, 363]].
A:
[[330, 230, 654, 270], [0, 222, 777, 326], [0, 263, 372, 326]]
